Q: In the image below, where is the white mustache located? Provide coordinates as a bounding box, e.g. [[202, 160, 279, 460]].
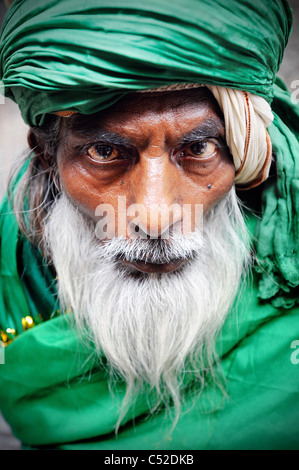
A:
[[99, 230, 204, 265]]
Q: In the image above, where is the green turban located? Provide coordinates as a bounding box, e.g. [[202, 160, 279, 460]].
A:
[[0, 0, 292, 127]]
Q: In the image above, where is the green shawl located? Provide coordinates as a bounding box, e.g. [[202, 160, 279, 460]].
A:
[[0, 0, 298, 449]]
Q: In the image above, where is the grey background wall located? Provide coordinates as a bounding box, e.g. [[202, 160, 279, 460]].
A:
[[0, 0, 298, 450]]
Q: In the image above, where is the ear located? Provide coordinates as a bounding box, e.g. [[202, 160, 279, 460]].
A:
[[27, 128, 51, 171]]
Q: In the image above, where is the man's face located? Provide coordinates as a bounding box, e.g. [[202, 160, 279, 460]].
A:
[[56, 87, 235, 273]]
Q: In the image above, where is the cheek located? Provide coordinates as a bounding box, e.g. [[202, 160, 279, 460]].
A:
[[181, 158, 236, 214], [56, 150, 129, 227], [57, 153, 108, 219], [208, 160, 236, 204]]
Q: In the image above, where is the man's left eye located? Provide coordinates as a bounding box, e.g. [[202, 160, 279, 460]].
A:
[[184, 141, 217, 159], [87, 144, 120, 162]]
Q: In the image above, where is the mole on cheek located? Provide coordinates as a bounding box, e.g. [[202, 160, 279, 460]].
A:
[[207, 184, 212, 190]]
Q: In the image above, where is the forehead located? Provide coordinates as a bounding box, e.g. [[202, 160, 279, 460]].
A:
[[64, 87, 224, 140]]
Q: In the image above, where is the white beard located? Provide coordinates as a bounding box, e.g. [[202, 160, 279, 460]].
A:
[[42, 189, 251, 427]]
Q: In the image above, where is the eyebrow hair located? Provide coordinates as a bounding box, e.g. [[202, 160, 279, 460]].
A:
[[68, 123, 134, 147], [67, 115, 225, 148], [179, 118, 225, 145], [81, 129, 133, 147]]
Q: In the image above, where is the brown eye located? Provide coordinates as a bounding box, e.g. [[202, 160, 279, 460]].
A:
[[188, 141, 217, 159], [87, 144, 120, 162], [179, 141, 217, 160]]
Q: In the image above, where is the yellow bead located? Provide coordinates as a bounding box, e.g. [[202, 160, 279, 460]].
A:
[[1, 327, 17, 346], [1, 330, 9, 344], [6, 328, 16, 335], [22, 316, 35, 331]]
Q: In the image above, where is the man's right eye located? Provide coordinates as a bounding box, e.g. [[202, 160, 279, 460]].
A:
[[87, 144, 121, 162]]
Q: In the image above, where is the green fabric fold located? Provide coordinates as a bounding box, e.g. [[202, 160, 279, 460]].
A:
[[0, 0, 292, 126], [254, 78, 299, 308]]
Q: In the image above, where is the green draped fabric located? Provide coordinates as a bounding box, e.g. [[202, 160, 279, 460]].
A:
[[0, 0, 298, 449], [255, 78, 299, 308], [0, 0, 292, 126], [0, 200, 299, 449]]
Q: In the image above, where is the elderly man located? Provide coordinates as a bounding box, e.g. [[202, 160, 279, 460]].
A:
[[0, 0, 298, 450]]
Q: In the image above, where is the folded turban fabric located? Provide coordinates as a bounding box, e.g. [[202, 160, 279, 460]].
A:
[[0, 0, 291, 120], [0, 0, 298, 306]]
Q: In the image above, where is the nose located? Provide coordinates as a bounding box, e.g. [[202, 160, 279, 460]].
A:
[[127, 156, 183, 239]]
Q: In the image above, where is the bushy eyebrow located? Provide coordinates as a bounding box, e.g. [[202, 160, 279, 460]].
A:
[[67, 122, 133, 147], [64, 113, 132, 147], [179, 118, 225, 145], [66, 115, 225, 148], [76, 128, 133, 147]]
